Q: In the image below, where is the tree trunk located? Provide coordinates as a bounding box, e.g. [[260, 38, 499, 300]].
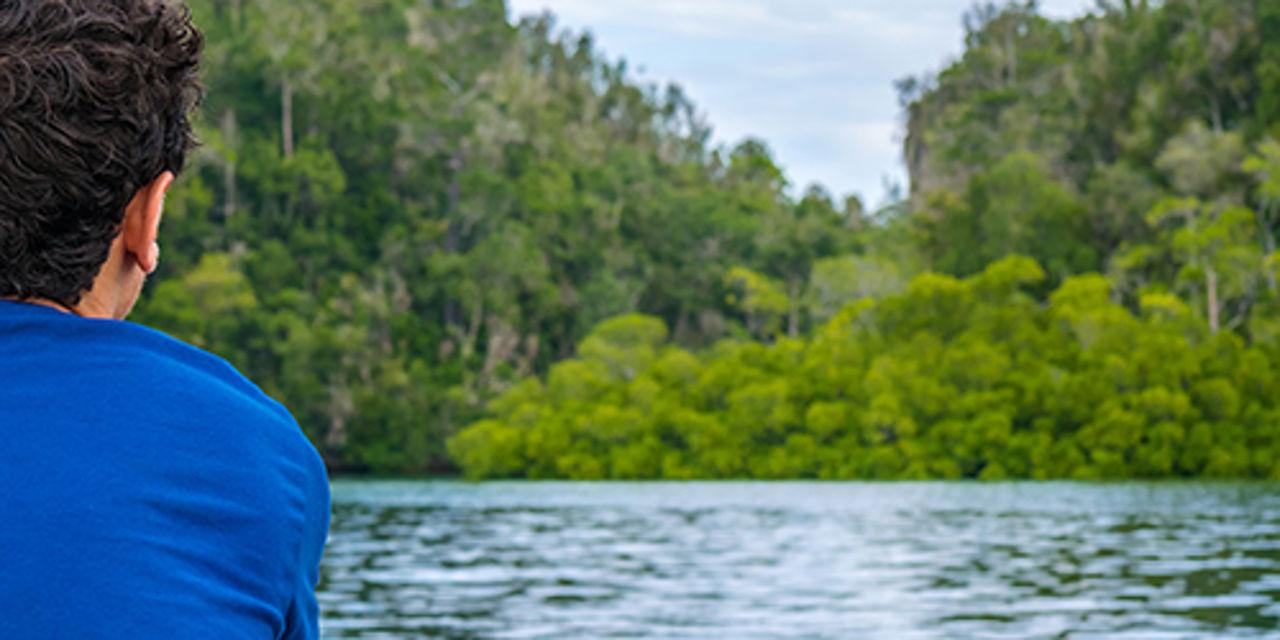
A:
[[1259, 205, 1277, 292], [1206, 266, 1221, 334], [673, 310, 690, 344], [787, 277, 802, 338], [221, 108, 238, 220], [462, 302, 483, 361], [1209, 94, 1224, 133], [442, 150, 464, 329], [1004, 26, 1018, 87], [281, 74, 294, 159], [445, 150, 463, 251]]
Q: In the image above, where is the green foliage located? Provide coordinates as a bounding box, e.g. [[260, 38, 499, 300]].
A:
[[139, 253, 258, 352], [143, 0, 1280, 479], [723, 267, 789, 340], [915, 153, 1096, 280], [452, 259, 1280, 480]]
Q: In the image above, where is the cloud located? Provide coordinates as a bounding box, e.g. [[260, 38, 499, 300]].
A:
[[506, 0, 1098, 202], [510, 0, 867, 40], [839, 120, 901, 157], [830, 6, 954, 43]]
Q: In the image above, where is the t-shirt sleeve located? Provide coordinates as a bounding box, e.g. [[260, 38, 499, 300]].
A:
[[280, 453, 332, 640]]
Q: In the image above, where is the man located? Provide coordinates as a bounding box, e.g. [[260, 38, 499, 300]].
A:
[[0, 1, 330, 638]]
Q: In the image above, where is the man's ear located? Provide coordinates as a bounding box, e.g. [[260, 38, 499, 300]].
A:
[[122, 171, 174, 275]]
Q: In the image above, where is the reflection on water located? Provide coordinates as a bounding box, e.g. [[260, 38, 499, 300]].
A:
[[319, 482, 1280, 639]]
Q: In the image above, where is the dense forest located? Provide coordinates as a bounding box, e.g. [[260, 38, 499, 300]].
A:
[[141, 0, 1280, 478]]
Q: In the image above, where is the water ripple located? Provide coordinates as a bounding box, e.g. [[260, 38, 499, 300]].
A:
[[320, 482, 1280, 639]]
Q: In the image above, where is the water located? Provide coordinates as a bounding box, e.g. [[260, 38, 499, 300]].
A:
[[319, 481, 1280, 639]]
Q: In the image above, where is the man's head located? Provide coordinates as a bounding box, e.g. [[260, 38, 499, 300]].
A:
[[0, 0, 202, 318]]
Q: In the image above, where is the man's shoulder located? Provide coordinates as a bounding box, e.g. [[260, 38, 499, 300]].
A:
[[0, 302, 325, 475], [1, 303, 311, 455], [51, 320, 280, 434], [112, 320, 294, 424], [93, 318, 331, 505], [112, 321, 324, 468]]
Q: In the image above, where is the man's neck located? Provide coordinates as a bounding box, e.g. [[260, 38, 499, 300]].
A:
[[2, 294, 123, 319], [3, 297, 80, 316]]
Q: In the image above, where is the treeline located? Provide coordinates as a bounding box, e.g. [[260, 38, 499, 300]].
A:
[[142, 0, 1280, 478], [450, 259, 1280, 480]]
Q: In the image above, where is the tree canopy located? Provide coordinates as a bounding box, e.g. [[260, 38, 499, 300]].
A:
[[143, 0, 1280, 478]]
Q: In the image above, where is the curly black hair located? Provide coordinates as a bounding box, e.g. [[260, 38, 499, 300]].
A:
[[0, 0, 203, 306]]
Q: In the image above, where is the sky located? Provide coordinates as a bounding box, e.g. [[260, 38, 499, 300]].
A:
[[506, 0, 1099, 207]]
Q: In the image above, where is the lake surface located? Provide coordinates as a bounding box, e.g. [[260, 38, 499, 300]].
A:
[[319, 481, 1280, 639]]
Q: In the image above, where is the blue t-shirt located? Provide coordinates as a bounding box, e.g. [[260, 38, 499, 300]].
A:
[[0, 300, 330, 638]]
